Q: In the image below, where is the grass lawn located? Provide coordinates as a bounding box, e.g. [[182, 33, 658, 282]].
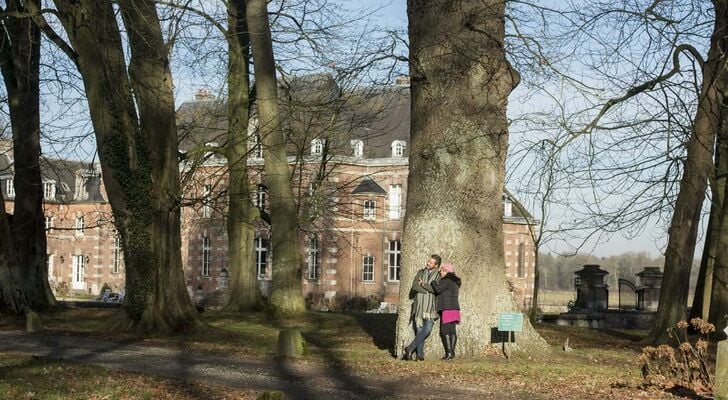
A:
[[0, 308, 713, 399]]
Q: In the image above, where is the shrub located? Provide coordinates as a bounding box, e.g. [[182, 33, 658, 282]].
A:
[[638, 318, 715, 395]]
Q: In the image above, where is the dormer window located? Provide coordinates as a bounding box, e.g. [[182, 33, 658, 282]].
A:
[[311, 138, 324, 155], [4, 177, 14, 199], [74, 169, 96, 201], [391, 140, 406, 158], [503, 195, 513, 217], [44, 180, 56, 201], [351, 140, 364, 157]]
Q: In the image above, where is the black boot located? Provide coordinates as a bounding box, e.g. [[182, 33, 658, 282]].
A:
[[442, 334, 453, 360], [440, 335, 450, 360], [449, 333, 457, 360], [402, 345, 414, 361]]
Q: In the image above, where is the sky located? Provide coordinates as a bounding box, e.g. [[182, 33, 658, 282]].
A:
[[28, 0, 692, 259], [352, 0, 682, 258]]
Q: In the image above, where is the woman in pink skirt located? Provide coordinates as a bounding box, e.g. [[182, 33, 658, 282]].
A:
[[432, 262, 461, 360]]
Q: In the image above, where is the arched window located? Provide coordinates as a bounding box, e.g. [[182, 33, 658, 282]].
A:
[[391, 140, 406, 157], [311, 138, 324, 155], [351, 139, 364, 157]]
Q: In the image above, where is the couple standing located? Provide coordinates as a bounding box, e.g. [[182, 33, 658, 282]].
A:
[[402, 254, 461, 361]]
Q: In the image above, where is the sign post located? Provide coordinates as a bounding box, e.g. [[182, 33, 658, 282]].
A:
[[497, 312, 524, 360]]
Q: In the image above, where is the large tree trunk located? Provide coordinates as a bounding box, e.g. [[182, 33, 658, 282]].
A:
[[649, 1, 728, 344], [690, 107, 728, 321], [395, 0, 548, 357], [0, 0, 54, 311], [225, 0, 260, 311], [246, 0, 306, 314], [52, 0, 198, 332], [0, 192, 27, 314]]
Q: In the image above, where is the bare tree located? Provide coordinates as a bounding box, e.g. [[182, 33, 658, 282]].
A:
[[34, 0, 199, 332], [395, 0, 549, 357], [0, 0, 54, 311]]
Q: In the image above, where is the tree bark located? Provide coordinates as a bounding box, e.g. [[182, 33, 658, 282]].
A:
[[395, 0, 548, 357], [246, 0, 306, 314], [0, 0, 54, 311], [52, 0, 198, 332], [0, 191, 27, 314], [649, 0, 728, 344], [224, 0, 260, 311]]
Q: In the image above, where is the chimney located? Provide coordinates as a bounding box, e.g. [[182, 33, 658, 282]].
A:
[[394, 75, 410, 86], [0, 138, 13, 162], [194, 88, 215, 101]]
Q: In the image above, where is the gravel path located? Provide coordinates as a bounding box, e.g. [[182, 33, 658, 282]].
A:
[[0, 330, 500, 400]]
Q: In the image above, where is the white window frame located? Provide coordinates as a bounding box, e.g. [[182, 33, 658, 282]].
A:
[[202, 184, 212, 218], [388, 185, 401, 219], [351, 139, 363, 157], [388, 240, 401, 281], [113, 233, 122, 274], [202, 235, 211, 276], [363, 200, 376, 220], [45, 216, 53, 233], [72, 254, 86, 290], [5, 177, 14, 198], [254, 185, 267, 209], [310, 138, 324, 155], [43, 180, 56, 201], [391, 140, 405, 157], [503, 196, 513, 217], [75, 215, 85, 235], [362, 255, 374, 282], [255, 237, 268, 279], [47, 254, 54, 282], [307, 236, 320, 280], [253, 133, 263, 159]]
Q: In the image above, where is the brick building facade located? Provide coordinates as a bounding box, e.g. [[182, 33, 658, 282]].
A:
[[0, 82, 538, 309]]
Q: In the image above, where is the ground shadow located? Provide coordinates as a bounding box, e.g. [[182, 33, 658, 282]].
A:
[[350, 313, 397, 352]]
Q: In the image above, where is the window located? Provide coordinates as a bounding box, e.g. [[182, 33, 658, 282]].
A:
[[351, 139, 363, 157], [392, 140, 405, 157], [75, 216, 85, 235], [44, 181, 56, 201], [202, 184, 212, 218], [253, 133, 263, 159], [517, 242, 525, 278], [388, 185, 401, 219], [363, 200, 376, 220], [45, 216, 53, 233], [362, 256, 374, 282], [503, 196, 513, 217], [47, 254, 54, 281], [202, 235, 211, 276], [5, 177, 14, 198], [113, 234, 122, 274], [311, 138, 324, 155], [255, 237, 269, 279], [254, 184, 267, 209], [308, 236, 320, 280], [388, 240, 401, 281], [72, 254, 85, 290]]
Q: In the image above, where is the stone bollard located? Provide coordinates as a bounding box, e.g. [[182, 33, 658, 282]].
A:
[[25, 310, 43, 333], [716, 339, 728, 400], [276, 329, 305, 358]]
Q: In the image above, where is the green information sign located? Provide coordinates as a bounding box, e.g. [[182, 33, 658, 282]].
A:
[[497, 312, 523, 332]]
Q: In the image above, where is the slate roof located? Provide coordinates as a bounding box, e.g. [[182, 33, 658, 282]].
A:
[[175, 77, 410, 159], [0, 149, 104, 203], [351, 177, 387, 195]]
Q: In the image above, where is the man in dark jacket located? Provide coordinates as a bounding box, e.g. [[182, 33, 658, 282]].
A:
[[402, 254, 441, 361]]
